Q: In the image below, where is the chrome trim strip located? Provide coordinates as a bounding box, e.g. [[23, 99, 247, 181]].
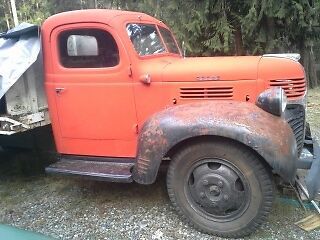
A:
[[263, 53, 301, 62]]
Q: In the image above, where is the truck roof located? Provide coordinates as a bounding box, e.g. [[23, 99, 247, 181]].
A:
[[42, 9, 158, 31]]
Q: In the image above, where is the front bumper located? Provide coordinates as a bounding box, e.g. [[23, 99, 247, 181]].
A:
[[297, 124, 320, 199]]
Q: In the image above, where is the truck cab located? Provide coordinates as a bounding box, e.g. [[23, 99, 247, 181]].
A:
[[1, 9, 318, 238], [41, 10, 306, 158]]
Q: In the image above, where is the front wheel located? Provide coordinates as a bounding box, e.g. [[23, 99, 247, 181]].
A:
[[167, 140, 274, 238]]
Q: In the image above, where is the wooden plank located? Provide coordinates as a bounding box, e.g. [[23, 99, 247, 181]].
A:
[[295, 214, 320, 231]]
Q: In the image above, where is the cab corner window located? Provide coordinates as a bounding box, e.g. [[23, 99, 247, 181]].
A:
[[59, 29, 119, 68]]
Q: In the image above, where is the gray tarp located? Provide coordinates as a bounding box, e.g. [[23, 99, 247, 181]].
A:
[[0, 23, 40, 99]]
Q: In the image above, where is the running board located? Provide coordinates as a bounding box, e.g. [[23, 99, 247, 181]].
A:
[[45, 157, 134, 183]]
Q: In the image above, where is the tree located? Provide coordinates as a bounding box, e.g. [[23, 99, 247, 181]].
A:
[[241, 0, 320, 87], [0, 0, 11, 32], [16, 0, 51, 25]]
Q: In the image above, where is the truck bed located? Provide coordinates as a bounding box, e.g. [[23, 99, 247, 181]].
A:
[[0, 23, 50, 136]]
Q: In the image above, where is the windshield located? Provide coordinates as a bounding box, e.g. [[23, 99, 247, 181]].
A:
[[126, 23, 180, 56]]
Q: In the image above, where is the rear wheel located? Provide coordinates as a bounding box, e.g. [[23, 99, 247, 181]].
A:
[[167, 140, 274, 238]]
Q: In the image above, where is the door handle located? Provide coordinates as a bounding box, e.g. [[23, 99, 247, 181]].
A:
[[140, 74, 151, 85], [55, 87, 65, 94]]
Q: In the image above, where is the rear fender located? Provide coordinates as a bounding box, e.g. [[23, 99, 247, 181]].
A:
[[132, 101, 297, 184]]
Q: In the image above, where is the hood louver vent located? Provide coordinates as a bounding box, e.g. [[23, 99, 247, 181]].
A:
[[269, 78, 306, 99], [180, 87, 233, 100]]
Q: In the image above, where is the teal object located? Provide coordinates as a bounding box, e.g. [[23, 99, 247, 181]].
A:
[[0, 224, 54, 240], [278, 197, 315, 210]]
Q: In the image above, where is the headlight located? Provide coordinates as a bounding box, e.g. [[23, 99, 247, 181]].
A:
[[256, 87, 287, 116]]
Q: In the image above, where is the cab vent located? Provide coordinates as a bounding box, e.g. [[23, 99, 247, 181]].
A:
[[269, 78, 306, 99], [180, 87, 233, 99]]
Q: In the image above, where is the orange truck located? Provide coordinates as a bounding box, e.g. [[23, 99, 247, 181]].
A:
[[0, 9, 319, 238]]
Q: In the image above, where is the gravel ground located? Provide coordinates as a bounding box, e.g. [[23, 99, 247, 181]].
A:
[[0, 89, 320, 240], [0, 174, 320, 240]]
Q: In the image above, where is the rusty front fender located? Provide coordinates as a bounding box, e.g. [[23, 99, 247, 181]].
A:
[[132, 101, 297, 184]]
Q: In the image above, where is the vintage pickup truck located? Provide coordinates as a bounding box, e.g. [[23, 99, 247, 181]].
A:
[[0, 9, 319, 238]]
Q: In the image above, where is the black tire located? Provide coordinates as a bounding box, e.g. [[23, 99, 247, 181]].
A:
[[167, 140, 274, 238]]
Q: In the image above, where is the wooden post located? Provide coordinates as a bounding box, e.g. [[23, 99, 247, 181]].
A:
[[10, 0, 18, 27]]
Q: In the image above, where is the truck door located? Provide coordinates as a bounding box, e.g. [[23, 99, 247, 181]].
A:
[[47, 23, 137, 157]]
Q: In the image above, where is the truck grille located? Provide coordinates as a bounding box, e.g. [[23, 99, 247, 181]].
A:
[[180, 87, 233, 99], [269, 78, 306, 99], [285, 105, 305, 156]]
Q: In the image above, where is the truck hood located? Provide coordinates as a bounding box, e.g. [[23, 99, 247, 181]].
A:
[[162, 56, 261, 82]]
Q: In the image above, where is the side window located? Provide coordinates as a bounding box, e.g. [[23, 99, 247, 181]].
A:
[[59, 29, 119, 68]]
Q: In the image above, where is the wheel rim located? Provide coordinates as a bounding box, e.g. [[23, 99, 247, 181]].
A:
[[185, 158, 250, 222]]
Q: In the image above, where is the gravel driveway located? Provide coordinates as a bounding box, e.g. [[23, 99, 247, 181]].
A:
[[0, 89, 320, 240], [0, 172, 319, 240]]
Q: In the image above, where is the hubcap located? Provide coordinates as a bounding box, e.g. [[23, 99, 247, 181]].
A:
[[187, 158, 250, 221]]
